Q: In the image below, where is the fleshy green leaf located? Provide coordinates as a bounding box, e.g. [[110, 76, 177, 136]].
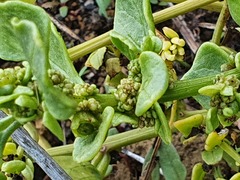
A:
[[59, 6, 68, 18], [43, 111, 64, 141], [182, 42, 229, 109], [228, 0, 240, 26], [0, 2, 80, 120], [49, 23, 83, 84], [53, 156, 102, 179], [205, 107, 219, 134], [110, 0, 156, 59], [112, 112, 138, 127], [96, 0, 111, 18], [135, 51, 169, 116], [159, 142, 187, 180], [202, 147, 223, 165], [73, 107, 114, 163], [85, 47, 106, 70]]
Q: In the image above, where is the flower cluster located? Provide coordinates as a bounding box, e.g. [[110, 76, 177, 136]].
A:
[[160, 27, 186, 61], [199, 75, 240, 127]]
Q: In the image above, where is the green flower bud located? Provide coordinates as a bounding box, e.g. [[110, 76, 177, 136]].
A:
[[162, 27, 179, 39], [0, 84, 15, 96], [3, 142, 17, 156], [14, 95, 38, 109], [162, 41, 171, 50], [1, 160, 26, 174], [198, 84, 225, 97], [222, 107, 234, 117]]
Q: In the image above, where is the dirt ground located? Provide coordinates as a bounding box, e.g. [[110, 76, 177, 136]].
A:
[[2, 0, 240, 179]]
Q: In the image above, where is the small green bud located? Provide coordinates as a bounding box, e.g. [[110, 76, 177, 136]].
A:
[[162, 27, 179, 39], [169, 44, 177, 51], [3, 142, 17, 156], [162, 41, 172, 50], [198, 84, 225, 97], [222, 107, 234, 117], [1, 160, 26, 174], [177, 47, 185, 56]]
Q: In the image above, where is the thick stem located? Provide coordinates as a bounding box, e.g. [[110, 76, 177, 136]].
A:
[[163, 0, 223, 12], [211, 0, 230, 45], [47, 127, 157, 156], [68, 31, 111, 61], [153, 0, 219, 24], [160, 68, 240, 102]]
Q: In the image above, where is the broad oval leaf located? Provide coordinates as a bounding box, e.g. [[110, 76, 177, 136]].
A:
[[182, 42, 229, 109], [159, 142, 187, 180], [110, 0, 156, 59], [201, 147, 223, 165], [228, 0, 240, 26], [135, 51, 169, 116]]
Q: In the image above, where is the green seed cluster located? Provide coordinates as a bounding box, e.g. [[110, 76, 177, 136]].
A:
[[210, 75, 240, 121], [12, 105, 36, 119], [138, 108, 158, 128], [77, 98, 102, 113], [0, 66, 26, 87], [114, 78, 141, 112], [48, 69, 75, 96], [127, 59, 142, 83], [115, 59, 160, 127], [74, 83, 99, 98]]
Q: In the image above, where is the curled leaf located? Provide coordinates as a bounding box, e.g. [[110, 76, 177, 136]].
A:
[[73, 107, 114, 163], [135, 51, 169, 116], [85, 47, 106, 70]]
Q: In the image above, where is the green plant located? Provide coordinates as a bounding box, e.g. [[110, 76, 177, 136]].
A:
[[1, 0, 240, 179]]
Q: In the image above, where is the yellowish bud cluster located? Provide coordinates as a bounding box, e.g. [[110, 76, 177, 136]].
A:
[[161, 27, 186, 61]]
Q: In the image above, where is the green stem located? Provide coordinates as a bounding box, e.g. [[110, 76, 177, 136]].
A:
[[153, 0, 219, 25], [163, 0, 223, 12], [154, 102, 172, 144], [68, 31, 111, 61], [211, 0, 229, 45], [96, 153, 110, 177], [219, 141, 240, 164], [98, 69, 240, 110], [67, 0, 219, 60], [160, 68, 240, 102], [91, 152, 104, 167], [47, 127, 157, 156]]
